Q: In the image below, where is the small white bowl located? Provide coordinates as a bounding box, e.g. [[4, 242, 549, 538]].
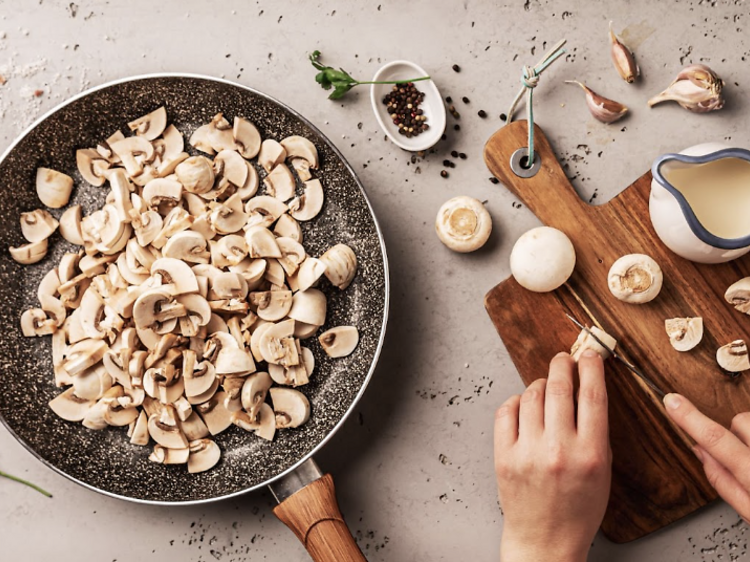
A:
[[370, 60, 446, 152]]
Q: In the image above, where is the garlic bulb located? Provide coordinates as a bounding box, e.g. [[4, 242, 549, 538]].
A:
[[648, 64, 725, 113], [566, 81, 628, 124]]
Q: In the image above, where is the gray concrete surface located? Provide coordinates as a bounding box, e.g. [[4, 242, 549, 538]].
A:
[[1, 0, 748, 560]]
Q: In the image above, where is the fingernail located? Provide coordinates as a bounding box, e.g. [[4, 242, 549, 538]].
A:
[[664, 393, 682, 410], [582, 350, 599, 358], [555, 351, 571, 359], [692, 446, 704, 462]]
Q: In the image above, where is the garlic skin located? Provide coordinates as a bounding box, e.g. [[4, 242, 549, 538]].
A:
[[566, 81, 628, 124], [648, 64, 725, 113], [609, 21, 639, 83]]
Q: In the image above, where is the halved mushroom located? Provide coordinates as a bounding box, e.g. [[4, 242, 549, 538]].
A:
[[319, 326, 359, 358], [164, 231, 210, 264], [233, 116, 262, 159], [103, 400, 140, 427], [570, 326, 617, 361], [207, 113, 238, 153], [717, 340, 750, 372], [10, 238, 48, 264], [288, 289, 327, 326], [214, 150, 249, 189], [250, 290, 293, 321], [270, 387, 311, 429], [110, 136, 155, 177], [129, 411, 150, 445], [296, 258, 327, 292], [156, 124, 187, 176], [133, 288, 187, 330], [210, 194, 247, 235], [63, 338, 108, 376], [264, 259, 286, 287], [240, 371, 273, 419], [196, 391, 233, 435], [320, 243, 357, 289], [274, 214, 303, 243], [128, 106, 167, 140], [276, 237, 306, 276], [259, 319, 299, 366], [149, 444, 190, 465], [36, 167, 74, 208], [294, 321, 320, 340], [212, 235, 248, 267], [189, 124, 216, 155], [246, 226, 282, 258], [176, 156, 215, 194], [107, 169, 134, 221], [48, 387, 95, 421], [59, 205, 84, 245], [236, 162, 260, 200], [37, 267, 61, 302], [20, 308, 56, 336], [76, 149, 109, 187], [289, 179, 324, 222], [232, 402, 276, 441], [290, 157, 313, 182], [215, 347, 255, 376], [264, 164, 296, 201], [40, 294, 67, 327], [229, 258, 267, 290], [151, 257, 199, 294], [142, 178, 182, 207], [244, 196, 288, 229], [72, 363, 113, 400], [280, 136, 319, 169], [249, 321, 272, 363], [148, 408, 189, 449], [20, 209, 58, 243], [665, 317, 703, 352], [176, 294, 211, 337], [725, 278, 750, 314], [187, 438, 221, 473], [211, 272, 249, 300], [179, 411, 210, 441], [185, 359, 220, 404], [258, 139, 287, 172], [131, 209, 163, 247]]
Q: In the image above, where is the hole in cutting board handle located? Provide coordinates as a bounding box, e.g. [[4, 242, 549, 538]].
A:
[[510, 147, 542, 178]]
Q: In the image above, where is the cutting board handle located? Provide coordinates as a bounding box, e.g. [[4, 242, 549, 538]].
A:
[[273, 473, 367, 562], [484, 120, 588, 226]]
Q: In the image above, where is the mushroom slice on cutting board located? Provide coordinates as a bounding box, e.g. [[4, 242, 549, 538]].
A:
[[717, 340, 750, 373], [608, 254, 663, 304], [570, 326, 617, 362], [725, 278, 750, 314], [665, 317, 703, 352]]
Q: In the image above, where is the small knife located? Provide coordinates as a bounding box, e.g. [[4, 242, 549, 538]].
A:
[[565, 314, 666, 399]]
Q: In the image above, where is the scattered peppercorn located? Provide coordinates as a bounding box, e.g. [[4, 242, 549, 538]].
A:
[[441, 134, 447, 141], [442, 159, 452, 167], [489, 177, 500, 184], [451, 150, 459, 158], [445, 96, 452, 103], [478, 109, 487, 118], [381, 82, 429, 138], [459, 152, 467, 160], [441, 170, 449, 178], [462, 96, 470, 104], [452, 64, 461, 73], [454, 124, 461, 131], [500, 113, 508, 122]]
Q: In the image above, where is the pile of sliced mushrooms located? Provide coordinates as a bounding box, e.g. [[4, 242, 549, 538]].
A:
[[12, 106, 361, 473]]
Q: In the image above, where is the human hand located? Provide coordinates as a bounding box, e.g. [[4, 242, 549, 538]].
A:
[[663, 393, 750, 521], [494, 351, 612, 562]]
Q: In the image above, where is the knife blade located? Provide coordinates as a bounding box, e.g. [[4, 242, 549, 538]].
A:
[[565, 314, 666, 399]]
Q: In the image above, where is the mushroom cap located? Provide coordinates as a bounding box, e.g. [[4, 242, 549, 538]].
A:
[[318, 326, 359, 358], [264, 163, 296, 202], [607, 253, 662, 304], [245, 226, 282, 259], [151, 257, 199, 294], [289, 179, 324, 222], [241, 371, 273, 419], [48, 387, 95, 421], [128, 106, 167, 140], [20, 209, 59, 243], [280, 135, 319, 169], [717, 340, 750, 372], [10, 238, 48, 265], [270, 387, 311, 429], [250, 290, 293, 322], [274, 214, 303, 243], [288, 289, 327, 326], [176, 156, 216, 194], [435, 196, 492, 253], [258, 139, 287, 172], [320, 243, 357, 290], [59, 205, 84, 245], [36, 167, 74, 208], [163, 231, 210, 264], [233, 116, 261, 159], [187, 438, 221, 473], [510, 227, 576, 293], [665, 317, 703, 352]]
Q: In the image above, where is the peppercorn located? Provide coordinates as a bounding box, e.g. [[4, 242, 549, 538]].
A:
[[451, 150, 458, 158], [500, 113, 508, 122], [452, 64, 461, 72], [462, 96, 470, 104], [446, 96, 452, 103], [459, 153, 467, 159], [489, 177, 500, 184], [441, 170, 449, 178], [454, 124, 461, 131], [478, 110, 487, 118]]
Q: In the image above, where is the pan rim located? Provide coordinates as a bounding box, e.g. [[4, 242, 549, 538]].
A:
[[0, 72, 390, 506]]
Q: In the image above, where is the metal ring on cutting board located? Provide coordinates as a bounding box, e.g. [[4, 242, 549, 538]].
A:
[[510, 147, 541, 178]]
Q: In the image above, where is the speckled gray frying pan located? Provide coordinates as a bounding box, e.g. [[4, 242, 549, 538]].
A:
[[0, 74, 388, 560]]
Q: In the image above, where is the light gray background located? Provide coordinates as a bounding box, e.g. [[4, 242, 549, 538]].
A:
[[0, 0, 747, 560]]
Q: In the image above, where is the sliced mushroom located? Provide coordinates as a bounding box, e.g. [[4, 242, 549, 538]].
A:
[[232, 402, 276, 441], [210, 272, 249, 299], [214, 149, 249, 189], [10, 238, 48, 265], [179, 411, 210, 441], [164, 231, 210, 264], [570, 326, 617, 361], [72, 363, 113, 400], [270, 387, 311, 429], [215, 347, 256, 376], [207, 113, 238, 153], [76, 149, 109, 187], [133, 288, 187, 331], [230, 258, 267, 290], [236, 162, 260, 200], [128, 410, 150, 445], [319, 326, 359, 358], [240, 371, 273, 419], [176, 294, 211, 337], [151, 207, 194, 249], [131, 209, 163, 247], [717, 340, 750, 372], [320, 243, 357, 290], [608, 254, 663, 304], [185, 358, 219, 402], [294, 321, 320, 340], [296, 258, 327, 292], [250, 290, 293, 321], [187, 438, 221, 473], [149, 444, 190, 465], [258, 318, 299, 366], [59, 205, 84, 245], [276, 237, 306, 276], [212, 235, 248, 267], [289, 179, 324, 222], [148, 408, 189, 449], [36, 167, 74, 208], [151, 257, 199, 294], [210, 194, 247, 235], [37, 268, 61, 302], [48, 387, 95, 421], [110, 136, 155, 177], [288, 289, 327, 326], [264, 163, 296, 201], [665, 317, 703, 352], [280, 136, 318, 169], [127, 106, 167, 140], [245, 226, 282, 258], [20, 209, 58, 243], [142, 178, 183, 207], [264, 259, 286, 287], [63, 338, 108, 376], [20, 308, 56, 336], [189, 124, 216, 155], [290, 157, 313, 182], [196, 391, 233, 435], [103, 400, 140, 427], [233, 116, 262, 159], [274, 214, 303, 243], [258, 139, 287, 172], [244, 196, 288, 229], [725, 278, 750, 314]]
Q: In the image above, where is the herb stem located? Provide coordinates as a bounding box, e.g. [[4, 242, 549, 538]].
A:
[[0, 470, 53, 498], [357, 76, 431, 86]]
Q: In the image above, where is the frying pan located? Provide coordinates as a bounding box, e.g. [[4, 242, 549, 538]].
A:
[[0, 74, 389, 562]]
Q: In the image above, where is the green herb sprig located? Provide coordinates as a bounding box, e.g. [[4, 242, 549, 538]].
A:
[[1, 469, 53, 497], [310, 51, 430, 100]]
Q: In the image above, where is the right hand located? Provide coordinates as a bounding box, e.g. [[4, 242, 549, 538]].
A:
[[663, 393, 750, 520]]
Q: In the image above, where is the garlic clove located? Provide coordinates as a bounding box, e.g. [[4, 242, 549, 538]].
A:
[[609, 21, 639, 83], [566, 81, 628, 124], [648, 64, 724, 113], [665, 317, 703, 352]]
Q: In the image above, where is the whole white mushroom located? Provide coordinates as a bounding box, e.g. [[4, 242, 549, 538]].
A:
[[510, 226, 576, 292]]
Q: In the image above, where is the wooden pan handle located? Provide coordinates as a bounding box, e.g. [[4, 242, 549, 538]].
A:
[[273, 473, 366, 562]]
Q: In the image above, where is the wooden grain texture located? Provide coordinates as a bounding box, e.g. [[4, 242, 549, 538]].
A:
[[483, 121, 750, 543], [273, 474, 367, 562]]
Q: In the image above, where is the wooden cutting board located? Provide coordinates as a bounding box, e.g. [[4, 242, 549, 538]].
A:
[[484, 121, 750, 543]]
